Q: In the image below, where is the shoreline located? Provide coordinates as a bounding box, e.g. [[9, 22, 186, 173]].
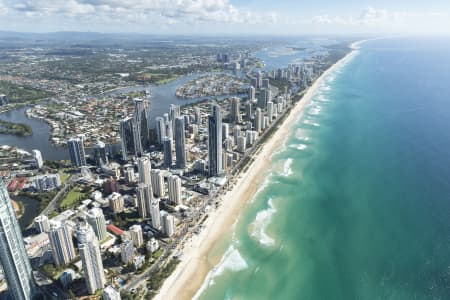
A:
[[156, 40, 366, 300]]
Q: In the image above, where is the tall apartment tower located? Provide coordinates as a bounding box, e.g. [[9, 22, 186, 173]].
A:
[[132, 98, 150, 156], [67, 136, 86, 167], [92, 140, 108, 167], [208, 104, 223, 177], [136, 183, 153, 219], [0, 180, 36, 300], [230, 97, 241, 123], [175, 116, 187, 169], [32, 149, 43, 169], [150, 199, 161, 229], [168, 175, 182, 205], [151, 169, 165, 198], [163, 137, 173, 168], [77, 223, 105, 295], [137, 156, 152, 186], [119, 117, 135, 161], [86, 207, 107, 242], [155, 117, 166, 145], [48, 221, 76, 266]]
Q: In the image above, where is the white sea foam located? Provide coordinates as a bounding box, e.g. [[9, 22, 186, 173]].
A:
[[308, 106, 322, 116], [303, 119, 320, 127], [193, 245, 248, 300], [250, 174, 273, 203], [290, 144, 307, 151], [280, 158, 293, 177], [250, 198, 277, 246]]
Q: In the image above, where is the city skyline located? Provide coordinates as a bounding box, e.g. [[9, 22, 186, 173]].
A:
[[0, 0, 449, 35]]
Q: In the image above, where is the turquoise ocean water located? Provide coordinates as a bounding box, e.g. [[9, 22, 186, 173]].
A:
[[194, 38, 450, 300]]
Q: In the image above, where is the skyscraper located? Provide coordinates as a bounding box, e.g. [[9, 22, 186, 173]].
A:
[[168, 175, 182, 205], [175, 116, 187, 169], [230, 97, 241, 123], [248, 86, 255, 100], [137, 156, 152, 186], [136, 183, 153, 219], [86, 207, 107, 242], [0, 180, 36, 300], [162, 213, 175, 237], [255, 108, 263, 133], [208, 104, 223, 177], [132, 98, 150, 156], [129, 225, 144, 248], [32, 149, 43, 169], [163, 137, 173, 168], [67, 137, 86, 167], [155, 117, 166, 146], [119, 117, 135, 161], [77, 223, 105, 294], [48, 221, 76, 266], [151, 169, 165, 198], [34, 215, 50, 233], [92, 140, 108, 166], [169, 104, 180, 139], [150, 199, 161, 229]]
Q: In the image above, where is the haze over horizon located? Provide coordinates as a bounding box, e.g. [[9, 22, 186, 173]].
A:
[[0, 0, 449, 36]]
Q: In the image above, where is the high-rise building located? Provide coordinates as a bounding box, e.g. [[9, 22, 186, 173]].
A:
[[0, 180, 36, 300], [194, 107, 202, 125], [237, 136, 247, 153], [93, 141, 108, 166], [137, 156, 152, 186], [248, 86, 255, 100], [233, 125, 241, 145], [129, 225, 144, 248], [48, 221, 76, 266], [168, 175, 182, 205], [103, 285, 121, 300], [163, 137, 173, 168], [108, 193, 124, 213], [77, 223, 105, 294], [151, 169, 165, 198], [86, 207, 107, 242], [255, 108, 263, 133], [222, 123, 230, 141], [103, 177, 119, 195], [32, 149, 43, 169], [68, 137, 86, 167], [150, 199, 161, 229], [119, 117, 135, 161], [34, 215, 50, 233], [208, 104, 223, 177], [162, 213, 175, 237], [124, 166, 135, 184], [267, 101, 274, 122], [155, 117, 166, 146], [230, 97, 240, 123], [136, 183, 152, 219], [169, 104, 181, 139], [256, 71, 263, 88], [262, 78, 270, 89], [132, 98, 150, 156], [175, 116, 187, 169], [120, 239, 134, 264]]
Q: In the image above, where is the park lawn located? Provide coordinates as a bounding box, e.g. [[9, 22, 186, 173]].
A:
[[58, 170, 70, 184], [60, 187, 83, 209]]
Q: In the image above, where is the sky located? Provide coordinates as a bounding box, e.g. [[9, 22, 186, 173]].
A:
[[0, 0, 449, 35]]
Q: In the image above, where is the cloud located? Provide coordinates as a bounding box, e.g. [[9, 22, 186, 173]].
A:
[[311, 6, 449, 29], [1, 0, 277, 26]]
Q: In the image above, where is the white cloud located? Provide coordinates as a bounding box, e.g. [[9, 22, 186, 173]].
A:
[[1, 0, 277, 26], [311, 6, 449, 29]]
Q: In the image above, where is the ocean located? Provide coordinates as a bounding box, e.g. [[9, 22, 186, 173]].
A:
[[194, 38, 450, 300]]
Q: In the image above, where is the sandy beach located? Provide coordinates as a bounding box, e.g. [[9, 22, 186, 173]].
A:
[[156, 40, 365, 300]]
